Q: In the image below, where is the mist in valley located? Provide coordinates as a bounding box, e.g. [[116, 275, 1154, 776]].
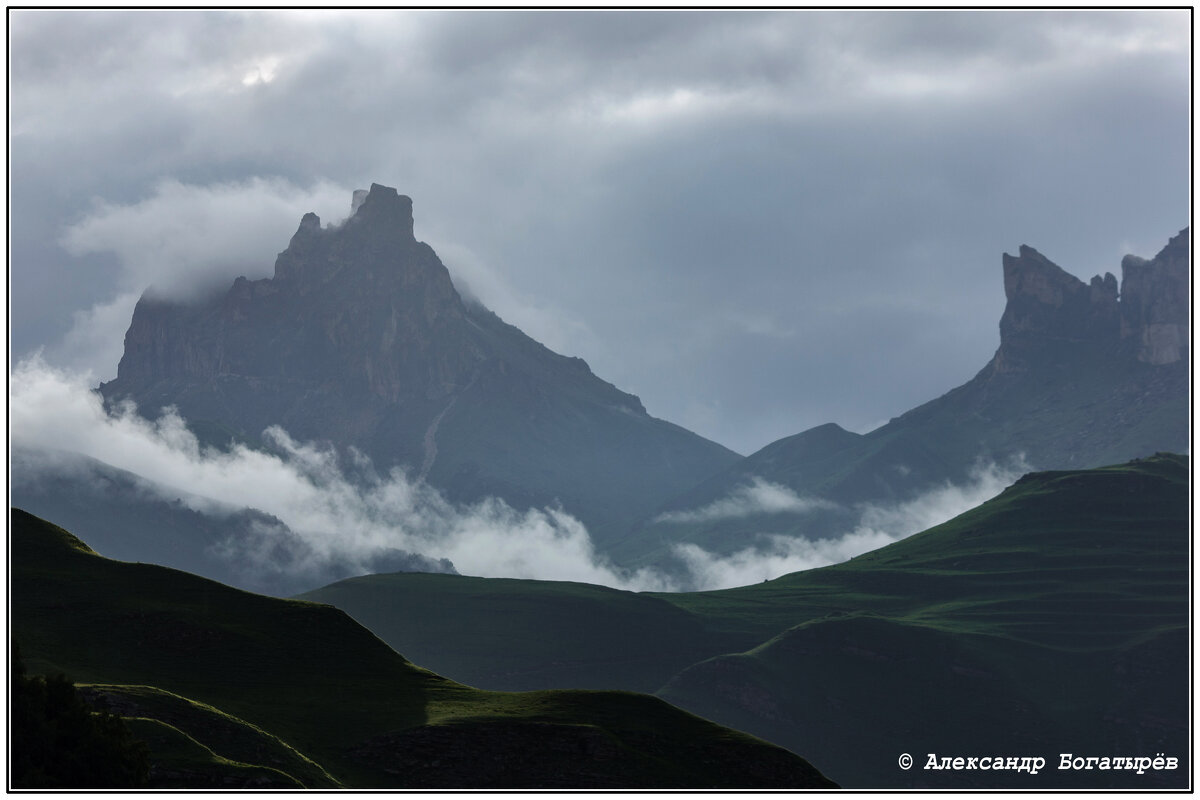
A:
[[13, 355, 1027, 594]]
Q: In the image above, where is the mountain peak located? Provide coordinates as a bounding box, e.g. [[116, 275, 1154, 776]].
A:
[[274, 184, 423, 286], [350, 183, 415, 239], [99, 186, 739, 545], [1119, 226, 1189, 364], [996, 244, 1117, 371], [1001, 244, 1086, 305], [993, 230, 1188, 373]]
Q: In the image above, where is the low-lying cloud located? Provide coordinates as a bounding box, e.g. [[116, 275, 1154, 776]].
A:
[[61, 177, 354, 301], [10, 356, 1028, 594], [10, 356, 674, 592], [655, 476, 836, 524], [54, 177, 352, 378], [670, 458, 1029, 590]]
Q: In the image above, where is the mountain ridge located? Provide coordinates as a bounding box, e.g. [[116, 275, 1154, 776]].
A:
[[629, 228, 1189, 562], [98, 183, 740, 548]]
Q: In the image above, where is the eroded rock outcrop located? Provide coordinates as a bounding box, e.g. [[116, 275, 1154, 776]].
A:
[[1119, 228, 1190, 364], [992, 228, 1189, 373]]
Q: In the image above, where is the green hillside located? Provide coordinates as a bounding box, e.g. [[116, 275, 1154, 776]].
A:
[[77, 684, 338, 788], [660, 615, 1185, 789], [298, 572, 747, 692], [294, 454, 1190, 788], [9, 508, 835, 789], [658, 453, 1191, 788], [662, 453, 1189, 644]]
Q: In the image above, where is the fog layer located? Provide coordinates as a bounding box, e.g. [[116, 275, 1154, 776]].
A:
[[12, 356, 1025, 593]]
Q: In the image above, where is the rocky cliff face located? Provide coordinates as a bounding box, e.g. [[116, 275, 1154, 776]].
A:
[[99, 184, 739, 551], [636, 227, 1189, 561], [114, 184, 482, 404], [992, 228, 1189, 373], [1119, 228, 1190, 365]]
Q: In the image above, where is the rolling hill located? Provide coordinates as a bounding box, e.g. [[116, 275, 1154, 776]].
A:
[[657, 453, 1190, 788], [9, 508, 835, 789], [298, 453, 1190, 788]]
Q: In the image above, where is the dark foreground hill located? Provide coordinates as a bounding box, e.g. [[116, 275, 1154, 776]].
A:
[[96, 183, 738, 550], [299, 454, 1190, 789], [9, 508, 835, 789], [658, 453, 1190, 788], [628, 230, 1189, 562]]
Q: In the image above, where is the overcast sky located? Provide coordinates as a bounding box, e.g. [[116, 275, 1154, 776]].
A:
[[9, 9, 1191, 455]]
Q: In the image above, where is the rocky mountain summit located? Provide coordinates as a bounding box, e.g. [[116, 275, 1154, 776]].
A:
[[99, 183, 739, 548], [109, 185, 498, 444], [993, 228, 1189, 373], [638, 229, 1189, 560]]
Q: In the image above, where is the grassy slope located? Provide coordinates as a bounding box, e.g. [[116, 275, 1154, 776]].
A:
[[656, 454, 1190, 788], [10, 508, 834, 789], [297, 572, 748, 692], [78, 684, 339, 788], [120, 717, 304, 789], [290, 454, 1189, 788], [659, 453, 1189, 647], [298, 455, 1189, 686]]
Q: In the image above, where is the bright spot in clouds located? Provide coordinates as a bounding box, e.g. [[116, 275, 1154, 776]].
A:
[[242, 55, 281, 86]]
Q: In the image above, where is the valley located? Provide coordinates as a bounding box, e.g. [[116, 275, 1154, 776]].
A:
[[9, 186, 1190, 789]]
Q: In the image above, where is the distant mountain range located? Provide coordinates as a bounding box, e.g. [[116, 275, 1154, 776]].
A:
[[9, 183, 1190, 789], [629, 227, 1189, 564], [16, 184, 1187, 583]]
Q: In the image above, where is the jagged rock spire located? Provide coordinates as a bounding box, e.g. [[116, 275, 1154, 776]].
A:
[[993, 228, 1189, 372]]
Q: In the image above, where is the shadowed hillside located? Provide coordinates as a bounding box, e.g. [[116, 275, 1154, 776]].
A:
[[10, 508, 835, 789], [299, 454, 1189, 789]]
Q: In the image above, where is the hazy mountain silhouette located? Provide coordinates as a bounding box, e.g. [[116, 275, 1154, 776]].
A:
[[98, 183, 739, 549], [636, 229, 1189, 559]]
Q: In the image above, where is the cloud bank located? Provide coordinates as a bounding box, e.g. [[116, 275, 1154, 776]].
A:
[[12, 356, 1026, 594], [10, 357, 674, 592], [655, 477, 835, 523], [61, 177, 353, 301], [48, 178, 352, 378], [11, 9, 1189, 454], [670, 458, 1029, 590]]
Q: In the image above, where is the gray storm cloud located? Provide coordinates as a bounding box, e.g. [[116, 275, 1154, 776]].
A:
[[11, 9, 1189, 455], [11, 356, 1029, 594], [60, 177, 353, 301], [51, 178, 353, 379], [50, 176, 597, 384]]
